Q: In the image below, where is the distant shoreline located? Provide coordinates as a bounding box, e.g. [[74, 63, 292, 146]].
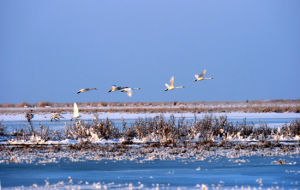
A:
[[0, 99, 299, 113]]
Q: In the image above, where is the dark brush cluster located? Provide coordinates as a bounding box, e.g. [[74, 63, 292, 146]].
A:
[[3, 116, 299, 146]]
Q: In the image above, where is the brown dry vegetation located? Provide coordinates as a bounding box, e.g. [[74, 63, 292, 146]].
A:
[[37, 101, 52, 107], [17, 101, 32, 108], [4, 116, 300, 148], [0, 100, 300, 113]]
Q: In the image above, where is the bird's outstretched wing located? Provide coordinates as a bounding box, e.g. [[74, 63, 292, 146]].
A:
[[165, 83, 169, 88], [122, 88, 132, 97], [194, 74, 199, 79], [170, 76, 174, 87], [199, 69, 207, 77], [126, 89, 132, 97]]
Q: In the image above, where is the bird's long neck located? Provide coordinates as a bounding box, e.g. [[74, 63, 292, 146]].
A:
[[204, 77, 214, 80], [91, 88, 97, 90], [175, 86, 184, 89]]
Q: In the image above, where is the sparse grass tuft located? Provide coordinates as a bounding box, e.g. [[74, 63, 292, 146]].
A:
[[65, 119, 120, 140]]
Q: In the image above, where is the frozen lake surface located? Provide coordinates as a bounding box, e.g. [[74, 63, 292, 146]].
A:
[[0, 156, 299, 189], [1, 112, 300, 133]]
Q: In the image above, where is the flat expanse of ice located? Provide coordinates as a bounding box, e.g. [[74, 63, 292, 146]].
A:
[[1, 156, 299, 189], [1, 112, 300, 121], [1, 112, 299, 133]]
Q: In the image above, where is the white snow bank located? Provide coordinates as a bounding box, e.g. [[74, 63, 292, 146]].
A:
[[0, 112, 299, 121]]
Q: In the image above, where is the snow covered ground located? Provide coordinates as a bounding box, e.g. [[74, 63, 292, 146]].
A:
[[1, 112, 300, 121]]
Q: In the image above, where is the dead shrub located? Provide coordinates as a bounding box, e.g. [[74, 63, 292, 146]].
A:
[[17, 101, 31, 108], [38, 101, 52, 107]]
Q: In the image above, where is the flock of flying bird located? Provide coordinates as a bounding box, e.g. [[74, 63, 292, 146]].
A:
[[77, 69, 214, 96], [27, 69, 214, 121]]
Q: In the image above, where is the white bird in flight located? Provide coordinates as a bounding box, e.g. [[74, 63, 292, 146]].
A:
[[165, 76, 184, 91], [77, 88, 97, 94], [108, 85, 128, 92], [121, 87, 141, 97], [194, 69, 214, 82], [71, 102, 81, 120]]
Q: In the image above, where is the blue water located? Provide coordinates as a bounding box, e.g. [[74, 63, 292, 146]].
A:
[[0, 156, 299, 189]]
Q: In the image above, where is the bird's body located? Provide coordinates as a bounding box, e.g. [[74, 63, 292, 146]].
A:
[[108, 85, 128, 92], [165, 76, 184, 91], [121, 87, 141, 97], [194, 69, 214, 82], [51, 113, 63, 121], [71, 103, 81, 120], [77, 88, 97, 94], [25, 110, 34, 122]]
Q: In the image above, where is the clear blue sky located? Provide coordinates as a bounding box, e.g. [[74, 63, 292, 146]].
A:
[[0, 0, 299, 103]]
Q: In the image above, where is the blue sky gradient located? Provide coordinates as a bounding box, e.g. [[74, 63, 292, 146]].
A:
[[1, 0, 300, 103]]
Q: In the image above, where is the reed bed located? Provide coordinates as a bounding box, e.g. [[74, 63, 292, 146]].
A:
[[66, 115, 300, 144], [3, 116, 300, 146], [1, 116, 299, 164]]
